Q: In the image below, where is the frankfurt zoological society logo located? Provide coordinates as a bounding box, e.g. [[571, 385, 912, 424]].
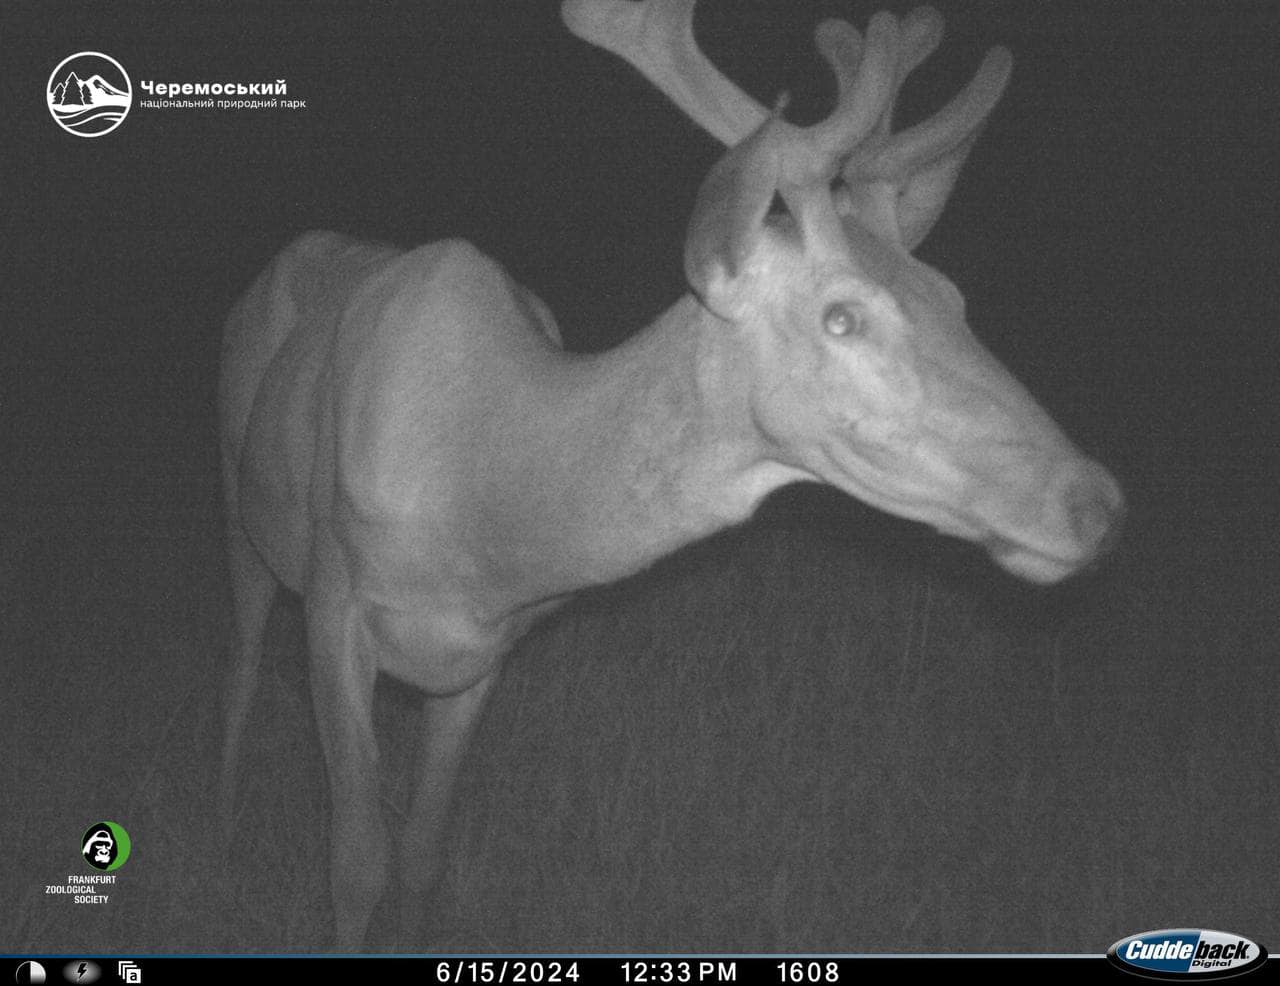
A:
[[82, 821, 131, 871], [47, 52, 132, 137]]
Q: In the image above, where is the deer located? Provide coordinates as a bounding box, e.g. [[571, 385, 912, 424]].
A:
[[217, 0, 1125, 949]]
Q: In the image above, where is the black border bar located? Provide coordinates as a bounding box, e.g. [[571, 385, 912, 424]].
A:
[[9, 955, 1278, 986]]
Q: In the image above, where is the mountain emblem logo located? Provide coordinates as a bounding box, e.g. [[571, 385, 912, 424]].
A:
[[47, 52, 132, 137]]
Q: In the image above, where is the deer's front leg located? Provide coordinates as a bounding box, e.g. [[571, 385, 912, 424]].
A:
[[398, 671, 497, 943], [305, 531, 386, 950]]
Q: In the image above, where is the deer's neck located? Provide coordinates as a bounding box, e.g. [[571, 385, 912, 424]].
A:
[[472, 294, 802, 612]]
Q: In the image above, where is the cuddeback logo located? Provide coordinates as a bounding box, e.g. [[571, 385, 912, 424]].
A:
[[1107, 929, 1268, 980]]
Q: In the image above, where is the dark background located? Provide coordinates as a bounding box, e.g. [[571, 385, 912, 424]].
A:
[[3, 0, 1277, 953]]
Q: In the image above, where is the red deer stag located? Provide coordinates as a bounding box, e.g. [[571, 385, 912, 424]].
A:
[[218, 0, 1124, 948]]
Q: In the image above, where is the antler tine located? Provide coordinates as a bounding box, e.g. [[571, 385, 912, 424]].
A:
[[561, 0, 769, 147], [787, 11, 899, 184], [817, 7, 944, 143], [852, 45, 1012, 180], [814, 19, 861, 111], [823, 6, 1010, 183], [815, 6, 1012, 247], [879, 6, 945, 137]]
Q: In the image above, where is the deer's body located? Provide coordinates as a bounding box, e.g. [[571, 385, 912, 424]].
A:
[[219, 229, 810, 945], [219, 1, 1125, 949], [225, 234, 553, 689], [223, 230, 796, 691]]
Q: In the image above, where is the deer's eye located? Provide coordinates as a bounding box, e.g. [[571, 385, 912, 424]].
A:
[[823, 302, 865, 337]]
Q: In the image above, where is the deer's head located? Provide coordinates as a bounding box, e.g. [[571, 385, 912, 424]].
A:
[[564, 0, 1124, 583]]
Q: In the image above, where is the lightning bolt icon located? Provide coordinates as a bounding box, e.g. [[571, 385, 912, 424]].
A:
[[77, 963, 87, 981]]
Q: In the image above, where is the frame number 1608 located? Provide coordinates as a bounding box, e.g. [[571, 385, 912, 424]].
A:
[[776, 962, 839, 984]]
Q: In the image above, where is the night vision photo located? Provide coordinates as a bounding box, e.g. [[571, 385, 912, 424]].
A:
[[5, 0, 1277, 956]]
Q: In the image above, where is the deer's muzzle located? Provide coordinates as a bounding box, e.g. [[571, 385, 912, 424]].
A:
[[983, 457, 1126, 584]]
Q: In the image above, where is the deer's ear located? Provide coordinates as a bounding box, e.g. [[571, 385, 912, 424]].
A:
[[683, 118, 784, 318]]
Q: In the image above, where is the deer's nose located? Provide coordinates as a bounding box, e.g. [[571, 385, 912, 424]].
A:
[[1061, 461, 1126, 559]]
